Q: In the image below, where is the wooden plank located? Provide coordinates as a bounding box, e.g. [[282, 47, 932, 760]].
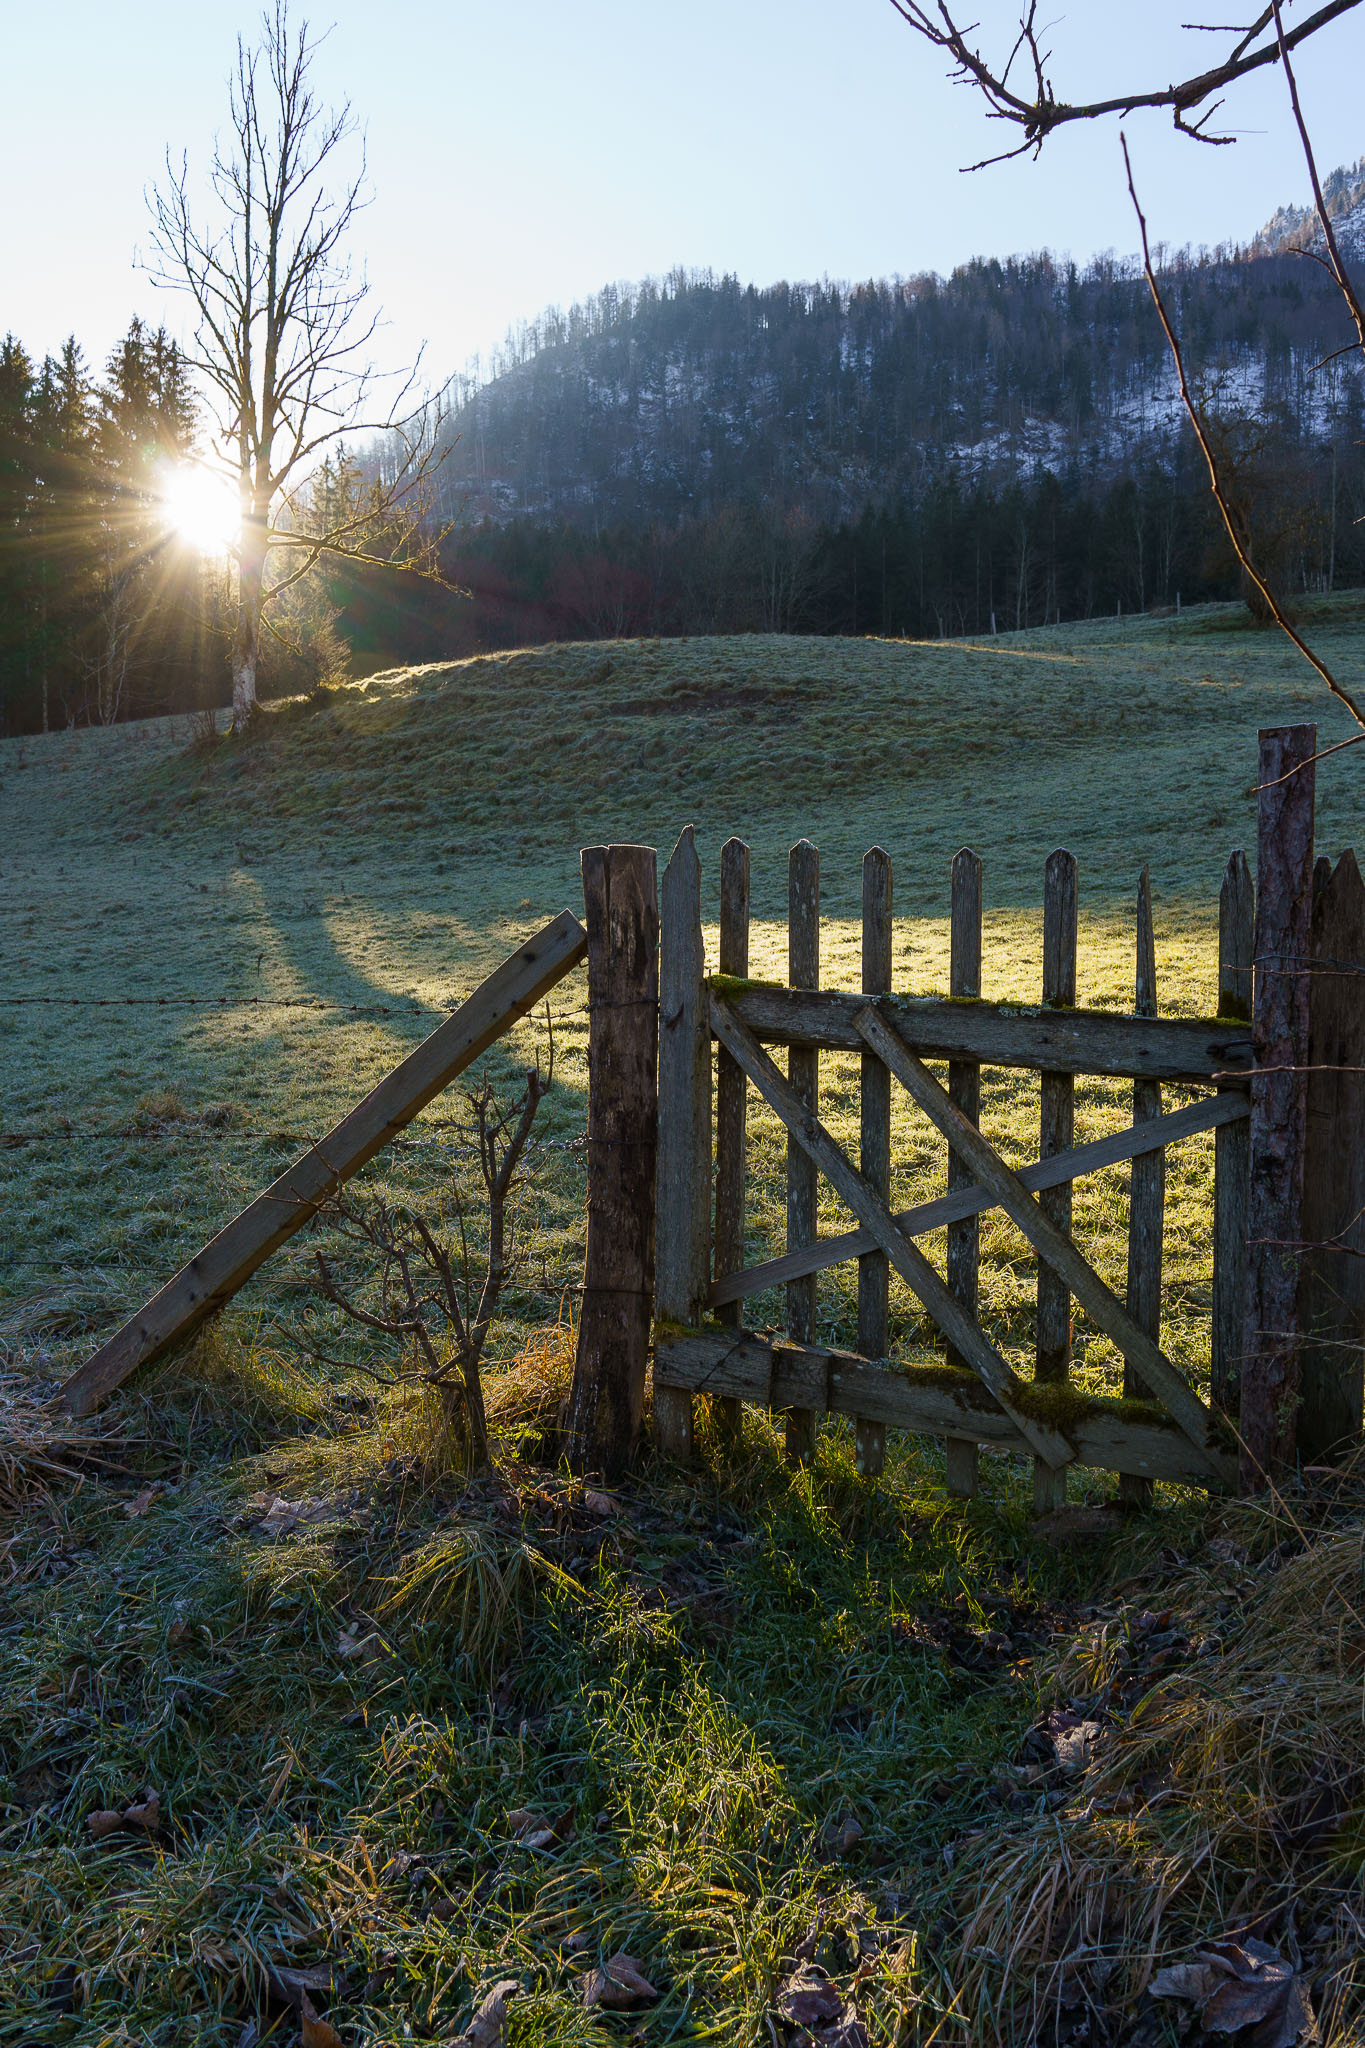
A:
[[857, 846, 893, 1478], [786, 839, 821, 1464], [59, 911, 589, 1418], [855, 1004, 1236, 1485], [656, 1330, 1228, 1488], [1036, 849, 1077, 1510], [653, 828, 709, 1460], [712, 835, 750, 1439], [946, 848, 982, 1497], [710, 1090, 1247, 1305], [1241, 724, 1316, 1489], [708, 994, 1076, 1471], [1121, 866, 1163, 1510], [567, 847, 659, 1477], [722, 985, 1251, 1083], [1212, 851, 1255, 1418], [1298, 849, 1365, 1460]]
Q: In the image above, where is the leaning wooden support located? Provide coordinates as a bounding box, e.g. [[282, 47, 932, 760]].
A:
[[568, 846, 659, 1477], [1241, 724, 1316, 1488], [59, 911, 589, 1418], [655, 1329, 1229, 1490], [653, 829, 709, 1461]]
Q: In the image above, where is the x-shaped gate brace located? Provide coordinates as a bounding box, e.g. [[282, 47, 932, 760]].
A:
[[706, 991, 1239, 1490]]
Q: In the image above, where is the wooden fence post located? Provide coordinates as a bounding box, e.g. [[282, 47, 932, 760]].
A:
[[1120, 866, 1163, 1510], [786, 839, 821, 1464], [654, 828, 710, 1460], [857, 846, 893, 1478], [1297, 850, 1365, 1461], [568, 844, 659, 1477], [1241, 725, 1316, 1490], [1036, 848, 1077, 1512], [712, 836, 751, 1440], [946, 847, 983, 1500], [1212, 851, 1254, 1419]]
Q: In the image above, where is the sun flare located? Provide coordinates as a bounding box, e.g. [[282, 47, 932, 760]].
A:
[[160, 464, 240, 555]]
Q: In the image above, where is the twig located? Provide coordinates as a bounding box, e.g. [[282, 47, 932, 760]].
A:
[[1271, 1, 1365, 353], [1122, 131, 1365, 735]]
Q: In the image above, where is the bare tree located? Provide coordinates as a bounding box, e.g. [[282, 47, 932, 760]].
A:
[[887, 1, 1362, 164], [890, 0, 1365, 747], [310, 1051, 554, 1470], [146, 3, 447, 731]]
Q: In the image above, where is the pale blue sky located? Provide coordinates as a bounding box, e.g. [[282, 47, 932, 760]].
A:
[[4, 1, 1362, 387]]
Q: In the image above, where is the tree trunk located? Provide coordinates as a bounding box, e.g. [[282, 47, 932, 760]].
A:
[[232, 508, 267, 729]]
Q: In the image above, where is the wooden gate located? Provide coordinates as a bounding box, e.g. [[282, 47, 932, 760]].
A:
[[653, 724, 1365, 1497]]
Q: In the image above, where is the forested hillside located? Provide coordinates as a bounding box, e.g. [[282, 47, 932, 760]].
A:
[[5, 164, 1365, 730]]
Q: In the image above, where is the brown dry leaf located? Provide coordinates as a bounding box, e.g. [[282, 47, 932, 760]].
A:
[[298, 1990, 345, 2048], [123, 1483, 162, 1518], [583, 1488, 618, 1517], [580, 1951, 659, 2011], [833, 1815, 863, 1856], [86, 1808, 123, 1840], [122, 1790, 160, 1832], [778, 1964, 846, 2028], [447, 1977, 520, 2048], [1149, 1939, 1312, 2048], [507, 1807, 558, 1851]]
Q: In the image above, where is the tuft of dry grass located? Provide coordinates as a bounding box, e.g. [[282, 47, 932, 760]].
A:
[[944, 1484, 1365, 2044], [0, 1383, 133, 1518]]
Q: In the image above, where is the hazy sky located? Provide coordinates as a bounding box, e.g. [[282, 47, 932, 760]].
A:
[[5, 1, 1362, 391]]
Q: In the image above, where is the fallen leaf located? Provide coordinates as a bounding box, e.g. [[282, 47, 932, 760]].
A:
[[833, 1815, 863, 1856], [778, 1964, 846, 2027], [1050, 1718, 1104, 1776], [447, 1977, 520, 2048], [123, 1483, 163, 1518], [581, 1951, 659, 2010], [87, 1808, 123, 1839], [299, 1989, 345, 2048], [123, 1790, 160, 1832], [583, 1488, 618, 1516], [1148, 1939, 1312, 2048], [1150, 1961, 1224, 2004], [507, 1807, 559, 1851], [336, 1629, 381, 1661], [267, 1963, 340, 2010]]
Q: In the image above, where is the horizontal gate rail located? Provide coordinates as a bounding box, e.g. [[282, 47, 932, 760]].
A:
[[710, 1088, 1248, 1307], [720, 984, 1252, 1084], [654, 1328, 1218, 1487]]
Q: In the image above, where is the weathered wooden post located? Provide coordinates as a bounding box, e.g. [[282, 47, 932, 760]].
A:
[[1297, 850, 1365, 1461], [1120, 866, 1163, 1510], [1212, 852, 1254, 1419], [654, 828, 710, 1460], [786, 839, 821, 1463], [1241, 725, 1315, 1490], [712, 835, 750, 1439], [946, 847, 983, 1500], [568, 843, 660, 1476], [1036, 848, 1077, 1512], [856, 846, 893, 1478]]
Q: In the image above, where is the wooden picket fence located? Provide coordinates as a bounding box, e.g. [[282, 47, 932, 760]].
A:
[[652, 724, 1365, 1496]]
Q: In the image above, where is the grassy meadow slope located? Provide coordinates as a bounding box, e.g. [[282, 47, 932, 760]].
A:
[[3, 605, 1365, 2046]]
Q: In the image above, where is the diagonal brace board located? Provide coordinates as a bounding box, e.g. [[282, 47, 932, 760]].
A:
[[707, 994, 1075, 1471], [59, 911, 589, 1418], [855, 1004, 1235, 1485], [710, 1089, 1248, 1307]]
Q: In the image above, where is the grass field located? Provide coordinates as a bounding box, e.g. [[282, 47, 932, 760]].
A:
[[2, 602, 1364, 2044]]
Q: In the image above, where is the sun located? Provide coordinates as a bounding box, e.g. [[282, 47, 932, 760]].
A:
[[160, 463, 241, 555]]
